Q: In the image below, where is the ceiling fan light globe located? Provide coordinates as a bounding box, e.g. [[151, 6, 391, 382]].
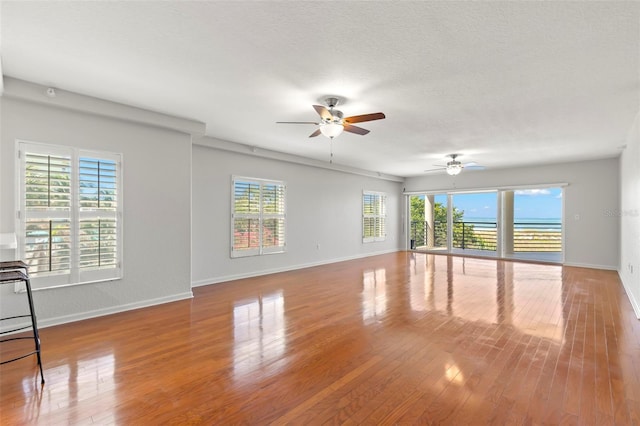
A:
[[446, 164, 462, 175], [319, 122, 344, 138]]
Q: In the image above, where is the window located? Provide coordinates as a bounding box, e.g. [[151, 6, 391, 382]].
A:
[[363, 191, 386, 243], [18, 141, 122, 288], [231, 176, 285, 258]]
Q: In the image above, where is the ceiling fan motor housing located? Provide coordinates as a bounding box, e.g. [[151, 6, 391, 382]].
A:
[[328, 109, 343, 123], [325, 97, 341, 109]]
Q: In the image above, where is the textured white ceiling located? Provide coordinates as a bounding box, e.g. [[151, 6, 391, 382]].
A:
[[1, 1, 639, 177]]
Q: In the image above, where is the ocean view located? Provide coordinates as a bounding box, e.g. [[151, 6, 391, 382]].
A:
[[463, 217, 561, 224], [458, 217, 562, 234]]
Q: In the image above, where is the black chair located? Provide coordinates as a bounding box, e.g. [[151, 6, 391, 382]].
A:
[[0, 261, 45, 384]]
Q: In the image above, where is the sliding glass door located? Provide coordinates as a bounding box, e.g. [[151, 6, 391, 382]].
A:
[[409, 194, 447, 250], [502, 188, 563, 262], [451, 192, 498, 254], [408, 187, 564, 263]]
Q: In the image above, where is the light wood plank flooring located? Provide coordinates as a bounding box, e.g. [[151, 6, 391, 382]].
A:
[[2, 252, 640, 424]]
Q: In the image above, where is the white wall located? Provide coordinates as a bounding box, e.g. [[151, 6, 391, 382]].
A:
[[619, 113, 640, 318], [1, 76, 631, 326], [191, 140, 403, 285], [0, 91, 194, 327], [404, 158, 620, 270]]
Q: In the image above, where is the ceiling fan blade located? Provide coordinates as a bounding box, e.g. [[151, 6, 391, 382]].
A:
[[424, 167, 446, 173], [343, 112, 386, 124], [459, 161, 486, 170], [343, 123, 370, 135], [308, 129, 322, 138], [276, 121, 319, 124], [313, 105, 333, 121], [465, 165, 486, 171]]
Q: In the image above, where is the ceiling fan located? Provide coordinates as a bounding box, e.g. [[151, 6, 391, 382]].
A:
[[425, 154, 485, 176], [277, 97, 385, 139]]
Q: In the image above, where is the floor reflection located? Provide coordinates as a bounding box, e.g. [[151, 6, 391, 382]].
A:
[[409, 254, 435, 312], [19, 352, 115, 424], [407, 254, 564, 342], [511, 262, 564, 342], [233, 291, 286, 380], [362, 268, 387, 322], [444, 362, 464, 385]]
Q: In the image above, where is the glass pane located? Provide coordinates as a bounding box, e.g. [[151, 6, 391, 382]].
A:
[[509, 187, 563, 262], [25, 153, 71, 209], [233, 218, 260, 250], [374, 217, 382, 238], [363, 194, 374, 215], [262, 184, 285, 214], [79, 219, 118, 269], [433, 195, 448, 249], [262, 218, 285, 248], [363, 217, 375, 239], [409, 195, 426, 247], [79, 158, 118, 210], [451, 192, 497, 252], [378, 216, 386, 238], [410, 194, 447, 250], [234, 181, 260, 214], [24, 219, 71, 275]]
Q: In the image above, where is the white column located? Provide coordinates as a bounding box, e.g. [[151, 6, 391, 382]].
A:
[[502, 191, 514, 256], [425, 195, 435, 248], [447, 194, 454, 251]]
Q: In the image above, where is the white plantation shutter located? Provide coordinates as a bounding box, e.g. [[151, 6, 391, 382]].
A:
[[22, 151, 72, 276], [78, 219, 118, 269], [18, 142, 122, 288], [232, 180, 261, 256], [261, 182, 285, 253], [24, 152, 72, 209], [78, 155, 119, 276], [363, 191, 386, 243], [231, 177, 286, 258], [24, 219, 72, 275], [78, 157, 118, 210]]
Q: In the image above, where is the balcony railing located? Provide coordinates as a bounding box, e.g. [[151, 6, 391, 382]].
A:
[[454, 221, 497, 251], [410, 220, 562, 252], [512, 221, 562, 252], [410, 220, 447, 249]]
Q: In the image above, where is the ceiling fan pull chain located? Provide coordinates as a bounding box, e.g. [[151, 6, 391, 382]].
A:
[[330, 138, 334, 163]]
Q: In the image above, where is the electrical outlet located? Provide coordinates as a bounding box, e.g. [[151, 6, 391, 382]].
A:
[[574, 214, 580, 221], [316, 243, 320, 250]]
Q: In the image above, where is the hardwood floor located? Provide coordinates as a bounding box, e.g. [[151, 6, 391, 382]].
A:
[[2, 252, 640, 425]]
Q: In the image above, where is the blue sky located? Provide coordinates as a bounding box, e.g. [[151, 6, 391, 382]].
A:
[[434, 188, 562, 220]]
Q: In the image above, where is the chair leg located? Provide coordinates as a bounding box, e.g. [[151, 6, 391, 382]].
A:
[[24, 277, 45, 384]]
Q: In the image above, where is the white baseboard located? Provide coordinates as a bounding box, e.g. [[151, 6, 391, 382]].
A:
[[618, 270, 640, 319], [562, 261, 618, 271], [0, 291, 193, 334], [191, 249, 400, 287]]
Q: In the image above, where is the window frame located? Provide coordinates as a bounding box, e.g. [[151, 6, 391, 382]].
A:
[[16, 140, 123, 290], [363, 191, 387, 243], [231, 176, 286, 258]]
